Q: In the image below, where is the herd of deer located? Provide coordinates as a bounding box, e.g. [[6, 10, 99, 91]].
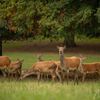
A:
[[0, 46, 100, 84]]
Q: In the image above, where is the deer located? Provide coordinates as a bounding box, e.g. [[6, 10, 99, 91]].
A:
[[36, 54, 62, 82], [20, 60, 62, 83], [33, 61, 63, 83], [7, 59, 24, 79], [57, 46, 85, 84], [82, 62, 100, 81], [20, 54, 44, 80], [0, 56, 11, 77], [37, 54, 62, 82]]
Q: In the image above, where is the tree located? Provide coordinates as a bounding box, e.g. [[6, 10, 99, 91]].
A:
[[0, 0, 100, 56], [0, 33, 2, 56]]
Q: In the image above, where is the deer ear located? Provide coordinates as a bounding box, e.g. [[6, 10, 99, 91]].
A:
[[79, 54, 86, 60]]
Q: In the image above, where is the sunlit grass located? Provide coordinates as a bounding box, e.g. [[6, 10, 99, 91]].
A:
[[0, 80, 100, 100]]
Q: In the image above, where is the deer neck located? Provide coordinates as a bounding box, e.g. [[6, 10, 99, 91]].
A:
[[59, 54, 64, 68], [78, 59, 84, 73]]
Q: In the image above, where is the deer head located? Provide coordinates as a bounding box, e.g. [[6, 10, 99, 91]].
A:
[[57, 46, 66, 55]]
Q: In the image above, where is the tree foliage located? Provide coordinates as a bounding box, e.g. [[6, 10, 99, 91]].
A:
[[0, 0, 100, 46]]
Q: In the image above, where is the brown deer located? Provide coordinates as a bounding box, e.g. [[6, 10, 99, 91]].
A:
[[57, 46, 85, 84], [20, 61, 62, 83], [7, 59, 24, 79], [0, 56, 11, 77], [37, 54, 62, 82], [36, 54, 62, 82], [82, 62, 100, 81]]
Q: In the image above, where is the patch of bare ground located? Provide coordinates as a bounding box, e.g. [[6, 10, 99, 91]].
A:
[[3, 42, 100, 55]]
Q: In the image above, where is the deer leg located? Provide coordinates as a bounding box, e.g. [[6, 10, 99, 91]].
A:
[[56, 71, 62, 83], [74, 70, 79, 85], [40, 73, 42, 81], [76, 70, 79, 85], [17, 71, 19, 79], [77, 71, 79, 85], [37, 72, 41, 84], [66, 70, 69, 84], [98, 71, 100, 81], [46, 74, 49, 81], [1, 67, 7, 77], [11, 73, 13, 79], [51, 73, 56, 82], [62, 71, 65, 82], [74, 70, 76, 85], [18, 68, 21, 78], [45, 73, 49, 81], [2, 70, 7, 77], [15, 71, 18, 80], [82, 72, 86, 82], [8, 72, 12, 81], [40, 73, 44, 81]]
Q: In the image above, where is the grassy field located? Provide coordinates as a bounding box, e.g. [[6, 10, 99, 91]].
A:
[[0, 80, 100, 100], [2, 52, 100, 69], [0, 38, 100, 100], [2, 37, 100, 68]]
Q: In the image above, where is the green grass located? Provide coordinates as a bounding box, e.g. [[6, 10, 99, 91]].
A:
[[3, 36, 100, 49], [3, 52, 100, 69], [1, 37, 100, 100], [76, 35, 100, 45], [0, 80, 100, 100], [1, 52, 100, 100], [3, 52, 59, 69]]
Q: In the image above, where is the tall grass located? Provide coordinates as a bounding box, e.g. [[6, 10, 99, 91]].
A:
[[0, 80, 100, 100]]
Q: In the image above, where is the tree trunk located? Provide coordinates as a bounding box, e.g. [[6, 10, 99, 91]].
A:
[[0, 33, 2, 56], [64, 32, 76, 47]]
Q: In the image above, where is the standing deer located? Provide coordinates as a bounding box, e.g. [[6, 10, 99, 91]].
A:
[[82, 62, 100, 81], [37, 54, 62, 82], [57, 46, 85, 84]]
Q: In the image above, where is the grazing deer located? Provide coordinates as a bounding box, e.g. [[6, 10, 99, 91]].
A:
[[20, 60, 62, 83], [57, 46, 85, 84], [33, 61, 62, 83], [36, 54, 62, 82], [37, 54, 62, 82], [7, 59, 24, 79]]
